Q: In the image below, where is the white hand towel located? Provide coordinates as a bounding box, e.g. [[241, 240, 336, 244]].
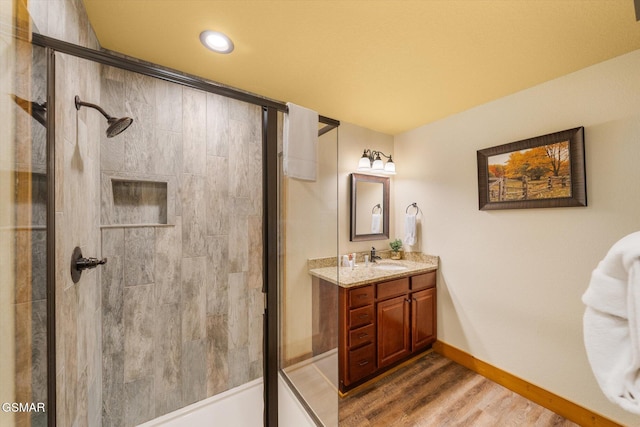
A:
[[283, 102, 318, 181], [371, 213, 381, 234], [583, 231, 640, 414], [404, 214, 416, 246]]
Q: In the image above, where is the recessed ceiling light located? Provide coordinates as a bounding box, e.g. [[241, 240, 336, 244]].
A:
[[199, 30, 234, 54]]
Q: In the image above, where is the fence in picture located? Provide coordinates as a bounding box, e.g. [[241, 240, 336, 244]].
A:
[[489, 175, 570, 201]]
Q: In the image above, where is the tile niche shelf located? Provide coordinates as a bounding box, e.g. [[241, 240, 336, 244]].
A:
[[100, 172, 176, 228]]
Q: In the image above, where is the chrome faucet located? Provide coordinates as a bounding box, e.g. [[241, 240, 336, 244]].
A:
[[370, 246, 382, 262]]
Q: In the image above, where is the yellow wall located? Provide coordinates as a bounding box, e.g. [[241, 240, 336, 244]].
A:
[[394, 49, 640, 426]]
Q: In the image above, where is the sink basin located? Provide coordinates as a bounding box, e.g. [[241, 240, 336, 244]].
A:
[[374, 263, 408, 272]]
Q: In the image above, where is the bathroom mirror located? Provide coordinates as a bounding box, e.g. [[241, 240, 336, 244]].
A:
[[350, 173, 389, 241]]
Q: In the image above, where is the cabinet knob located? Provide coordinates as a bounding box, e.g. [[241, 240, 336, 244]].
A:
[[358, 360, 369, 367], [358, 314, 369, 319], [358, 333, 368, 339]]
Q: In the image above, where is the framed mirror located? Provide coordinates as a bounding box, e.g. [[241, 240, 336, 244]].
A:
[[350, 173, 390, 241]]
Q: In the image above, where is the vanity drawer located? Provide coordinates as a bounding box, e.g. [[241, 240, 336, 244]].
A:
[[349, 305, 374, 329], [377, 277, 409, 300], [349, 324, 375, 349], [349, 285, 374, 308], [348, 343, 376, 384], [411, 271, 436, 290]]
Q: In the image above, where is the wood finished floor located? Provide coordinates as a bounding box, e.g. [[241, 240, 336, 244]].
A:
[[339, 351, 579, 427]]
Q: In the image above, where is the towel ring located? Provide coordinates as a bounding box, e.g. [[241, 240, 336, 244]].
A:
[[372, 203, 382, 214], [406, 202, 419, 215]]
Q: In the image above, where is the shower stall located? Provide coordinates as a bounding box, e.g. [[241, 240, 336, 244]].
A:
[[1, 1, 340, 425]]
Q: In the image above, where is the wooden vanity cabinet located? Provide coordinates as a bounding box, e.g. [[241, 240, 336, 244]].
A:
[[339, 284, 376, 386], [377, 293, 411, 368], [337, 270, 437, 392], [411, 287, 436, 350], [410, 271, 437, 351], [376, 277, 411, 368]]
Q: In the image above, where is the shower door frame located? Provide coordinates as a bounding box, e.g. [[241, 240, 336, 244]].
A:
[[32, 32, 339, 427]]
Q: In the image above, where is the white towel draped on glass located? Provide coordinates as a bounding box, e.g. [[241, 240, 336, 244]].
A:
[[283, 102, 318, 181], [582, 231, 640, 414]]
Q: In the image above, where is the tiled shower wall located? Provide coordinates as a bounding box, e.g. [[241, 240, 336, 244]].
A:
[[27, 0, 265, 425], [28, 2, 106, 427], [12, 40, 48, 427], [26, 1, 105, 426], [55, 50, 103, 427], [99, 65, 264, 425]]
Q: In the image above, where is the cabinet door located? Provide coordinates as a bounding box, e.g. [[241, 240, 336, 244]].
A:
[[377, 295, 411, 368], [412, 288, 436, 350]]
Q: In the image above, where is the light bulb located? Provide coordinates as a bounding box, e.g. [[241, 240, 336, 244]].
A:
[[358, 156, 371, 170], [372, 154, 384, 170], [384, 160, 396, 174], [200, 30, 234, 54]]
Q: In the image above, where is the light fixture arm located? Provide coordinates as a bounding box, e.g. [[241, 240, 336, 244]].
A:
[[361, 148, 393, 162], [374, 150, 392, 161]]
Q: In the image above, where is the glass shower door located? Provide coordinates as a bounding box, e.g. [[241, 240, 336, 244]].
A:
[[1, 18, 49, 426], [279, 120, 339, 426], [53, 51, 266, 426]]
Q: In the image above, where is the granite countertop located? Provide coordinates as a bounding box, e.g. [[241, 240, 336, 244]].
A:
[[309, 256, 438, 288]]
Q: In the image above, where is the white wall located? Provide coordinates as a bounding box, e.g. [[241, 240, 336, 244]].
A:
[[338, 123, 395, 255], [394, 49, 640, 425], [283, 122, 393, 361], [283, 128, 339, 360]]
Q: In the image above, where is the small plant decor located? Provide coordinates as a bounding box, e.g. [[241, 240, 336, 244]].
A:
[[389, 239, 403, 259]]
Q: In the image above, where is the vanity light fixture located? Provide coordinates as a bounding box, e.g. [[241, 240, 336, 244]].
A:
[[199, 30, 234, 54], [357, 149, 396, 175]]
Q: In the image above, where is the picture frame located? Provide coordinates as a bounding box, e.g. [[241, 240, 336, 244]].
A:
[[477, 127, 586, 210]]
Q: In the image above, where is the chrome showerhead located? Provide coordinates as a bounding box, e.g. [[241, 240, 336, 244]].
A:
[[74, 95, 133, 138]]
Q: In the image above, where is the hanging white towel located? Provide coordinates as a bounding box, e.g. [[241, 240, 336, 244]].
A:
[[283, 102, 318, 181], [582, 231, 640, 414], [404, 214, 416, 246], [371, 214, 382, 234], [371, 213, 382, 234]]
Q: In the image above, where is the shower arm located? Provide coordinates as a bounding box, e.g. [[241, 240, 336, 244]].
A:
[[74, 95, 113, 120]]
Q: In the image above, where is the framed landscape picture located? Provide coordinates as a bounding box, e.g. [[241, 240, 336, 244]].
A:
[[477, 127, 587, 210]]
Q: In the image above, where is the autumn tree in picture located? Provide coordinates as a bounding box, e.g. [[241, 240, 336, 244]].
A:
[[487, 141, 571, 202]]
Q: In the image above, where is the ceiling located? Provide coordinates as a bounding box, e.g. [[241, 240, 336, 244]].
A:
[[81, 0, 640, 135]]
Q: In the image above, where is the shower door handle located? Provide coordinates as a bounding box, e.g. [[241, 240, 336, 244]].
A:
[[70, 246, 107, 283]]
